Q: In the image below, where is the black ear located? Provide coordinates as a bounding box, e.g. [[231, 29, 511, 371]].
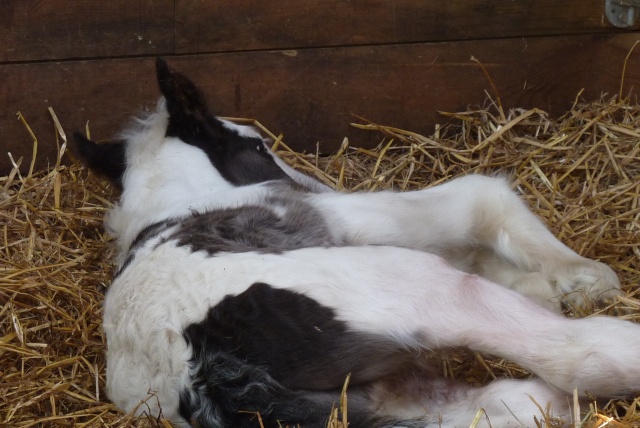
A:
[[73, 132, 126, 186], [156, 58, 221, 138]]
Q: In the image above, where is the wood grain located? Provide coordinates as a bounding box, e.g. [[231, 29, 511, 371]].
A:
[[3, 33, 640, 174], [0, 0, 174, 62], [175, 0, 634, 53]]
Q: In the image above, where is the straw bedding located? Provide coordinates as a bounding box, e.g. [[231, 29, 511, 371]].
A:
[[1, 95, 639, 427]]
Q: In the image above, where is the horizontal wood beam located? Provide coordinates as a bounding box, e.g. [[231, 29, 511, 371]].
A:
[[2, 32, 640, 174], [3, 1, 638, 63]]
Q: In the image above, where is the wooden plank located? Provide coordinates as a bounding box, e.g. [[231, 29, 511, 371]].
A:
[[0, 0, 174, 62], [3, 32, 640, 174], [176, 0, 636, 53]]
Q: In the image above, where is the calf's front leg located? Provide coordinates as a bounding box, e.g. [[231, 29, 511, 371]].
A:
[[311, 174, 621, 308]]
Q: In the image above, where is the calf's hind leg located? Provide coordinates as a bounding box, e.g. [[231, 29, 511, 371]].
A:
[[282, 246, 640, 398]]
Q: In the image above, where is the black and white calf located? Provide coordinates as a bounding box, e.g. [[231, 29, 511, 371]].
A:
[[75, 59, 639, 428]]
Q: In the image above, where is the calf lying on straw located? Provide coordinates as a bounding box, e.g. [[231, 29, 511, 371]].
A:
[[74, 59, 639, 428]]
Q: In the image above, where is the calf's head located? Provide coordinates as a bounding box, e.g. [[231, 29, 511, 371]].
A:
[[74, 58, 288, 192]]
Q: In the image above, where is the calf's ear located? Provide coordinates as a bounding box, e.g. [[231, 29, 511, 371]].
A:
[[156, 58, 221, 139], [73, 132, 126, 186]]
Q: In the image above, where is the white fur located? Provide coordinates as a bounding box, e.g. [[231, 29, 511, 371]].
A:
[[101, 101, 636, 427]]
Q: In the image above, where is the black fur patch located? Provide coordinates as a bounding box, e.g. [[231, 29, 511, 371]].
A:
[[197, 133, 291, 187], [179, 283, 413, 427], [155, 58, 289, 186], [170, 198, 336, 256], [179, 351, 357, 428]]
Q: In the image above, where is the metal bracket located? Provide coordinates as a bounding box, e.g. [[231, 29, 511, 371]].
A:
[[606, 0, 640, 28]]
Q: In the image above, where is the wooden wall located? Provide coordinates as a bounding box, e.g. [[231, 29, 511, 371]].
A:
[[2, 1, 640, 174]]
